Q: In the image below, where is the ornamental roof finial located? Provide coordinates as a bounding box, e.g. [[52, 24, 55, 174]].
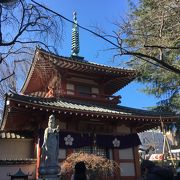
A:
[[71, 11, 79, 56]]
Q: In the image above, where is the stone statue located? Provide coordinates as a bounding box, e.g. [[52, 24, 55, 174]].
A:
[[39, 114, 60, 179]]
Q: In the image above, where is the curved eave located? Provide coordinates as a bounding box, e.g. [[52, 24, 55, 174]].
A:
[[5, 93, 177, 125], [104, 76, 136, 94], [20, 48, 39, 94], [39, 48, 137, 91], [20, 48, 55, 94], [20, 48, 137, 95], [39, 48, 137, 78]]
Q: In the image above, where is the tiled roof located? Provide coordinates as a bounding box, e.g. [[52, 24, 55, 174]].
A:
[[2, 92, 178, 132], [7, 93, 176, 118], [39, 47, 135, 72], [21, 47, 137, 95], [8, 93, 130, 115]]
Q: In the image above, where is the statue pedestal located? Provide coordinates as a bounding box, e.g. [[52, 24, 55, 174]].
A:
[[38, 165, 60, 180]]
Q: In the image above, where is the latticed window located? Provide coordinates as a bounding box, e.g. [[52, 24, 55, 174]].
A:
[[76, 85, 91, 96], [66, 83, 75, 95], [75, 146, 109, 158]]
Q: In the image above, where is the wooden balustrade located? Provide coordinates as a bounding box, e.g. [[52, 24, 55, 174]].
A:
[[55, 89, 121, 104]]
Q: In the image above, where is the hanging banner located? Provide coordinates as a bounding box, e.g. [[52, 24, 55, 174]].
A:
[[96, 133, 141, 149], [59, 131, 93, 148], [38, 129, 141, 149]]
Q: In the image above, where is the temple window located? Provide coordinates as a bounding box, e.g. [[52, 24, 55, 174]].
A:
[[119, 148, 134, 160], [66, 83, 75, 95], [120, 163, 135, 176], [75, 146, 109, 158], [76, 85, 91, 96], [91, 87, 99, 97], [119, 148, 135, 176], [66, 83, 99, 98], [58, 149, 66, 160]]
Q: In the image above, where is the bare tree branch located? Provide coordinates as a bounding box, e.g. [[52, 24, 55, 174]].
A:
[[122, 50, 180, 74], [0, 0, 64, 113], [32, 0, 180, 75], [0, 71, 15, 83]]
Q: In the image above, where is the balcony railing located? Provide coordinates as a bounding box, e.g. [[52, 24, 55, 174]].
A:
[[57, 89, 121, 104]]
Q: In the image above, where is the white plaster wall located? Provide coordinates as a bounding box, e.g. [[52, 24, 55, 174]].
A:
[[58, 149, 66, 159], [0, 164, 36, 180], [120, 162, 135, 176], [119, 148, 134, 160], [0, 139, 34, 159]]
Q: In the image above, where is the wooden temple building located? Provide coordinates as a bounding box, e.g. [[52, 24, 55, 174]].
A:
[[0, 13, 178, 180]]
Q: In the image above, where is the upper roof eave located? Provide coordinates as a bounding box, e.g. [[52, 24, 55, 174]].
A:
[[37, 47, 137, 76], [20, 48, 39, 94], [20, 47, 137, 95]]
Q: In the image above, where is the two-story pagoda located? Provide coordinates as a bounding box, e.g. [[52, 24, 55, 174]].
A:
[[0, 13, 178, 180]]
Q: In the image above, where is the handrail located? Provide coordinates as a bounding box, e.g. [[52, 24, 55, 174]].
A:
[[58, 89, 121, 103]]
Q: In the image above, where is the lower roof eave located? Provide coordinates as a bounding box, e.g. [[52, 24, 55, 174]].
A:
[[2, 93, 178, 131], [5, 97, 178, 122]]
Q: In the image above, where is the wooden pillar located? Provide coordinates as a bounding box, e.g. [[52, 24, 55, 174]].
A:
[[132, 128, 141, 179], [67, 148, 73, 156], [113, 149, 121, 179], [133, 146, 141, 179]]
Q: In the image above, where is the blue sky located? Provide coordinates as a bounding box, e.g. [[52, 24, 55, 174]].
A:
[[40, 0, 159, 109]]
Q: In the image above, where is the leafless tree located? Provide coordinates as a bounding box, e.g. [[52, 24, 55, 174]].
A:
[[0, 0, 63, 115]]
